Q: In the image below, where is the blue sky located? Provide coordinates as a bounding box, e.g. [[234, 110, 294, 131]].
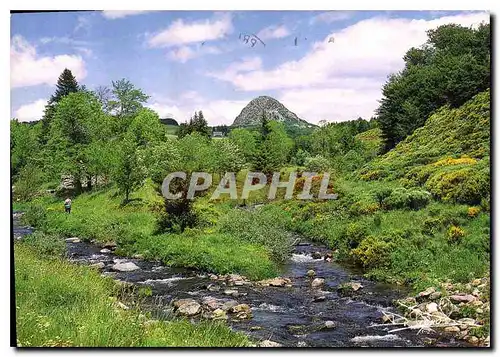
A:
[[10, 10, 489, 125]]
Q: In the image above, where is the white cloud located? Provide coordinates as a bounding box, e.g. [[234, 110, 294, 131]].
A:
[[207, 12, 490, 123], [147, 91, 249, 126], [147, 13, 233, 48], [168, 45, 221, 63], [74, 15, 91, 33], [257, 25, 290, 40], [14, 99, 47, 122], [11, 35, 87, 88], [207, 56, 262, 82], [102, 11, 152, 19], [309, 11, 354, 25]]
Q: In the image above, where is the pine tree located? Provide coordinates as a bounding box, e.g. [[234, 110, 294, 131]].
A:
[[40, 69, 80, 144]]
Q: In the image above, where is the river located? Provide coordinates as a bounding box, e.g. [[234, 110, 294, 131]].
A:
[[12, 211, 469, 347]]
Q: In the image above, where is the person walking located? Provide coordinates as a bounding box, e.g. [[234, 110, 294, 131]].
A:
[[64, 198, 72, 214]]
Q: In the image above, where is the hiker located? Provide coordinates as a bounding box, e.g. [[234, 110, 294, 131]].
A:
[[64, 198, 72, 214]]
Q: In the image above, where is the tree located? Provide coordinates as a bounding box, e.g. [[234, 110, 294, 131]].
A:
[[177, 110, 211, 139], [253, 120, 293, 174], [108, 79, 150, 119], [46, 91, 105, 192], [11, 119, 41, 176], [40, 69, 81, 144], [112, 137, 147, 203], [377, 22, 490, 152], [94, 85, 112, 114], [228, 128, 258, 163]]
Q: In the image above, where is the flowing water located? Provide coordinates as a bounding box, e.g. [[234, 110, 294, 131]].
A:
[[12, 211, 468, 347]]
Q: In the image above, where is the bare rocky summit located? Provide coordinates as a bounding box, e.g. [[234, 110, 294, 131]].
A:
[[232, 96, 315, 128]]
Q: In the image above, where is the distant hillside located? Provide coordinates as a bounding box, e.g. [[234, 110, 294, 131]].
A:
[[232, 96, 316, 129], [160, 118, 179, 126], [360, 90, 490, 204]]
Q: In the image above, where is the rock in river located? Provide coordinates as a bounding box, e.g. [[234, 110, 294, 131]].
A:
[[306, 269, 316, 277], [311, 278, 325, 288], [257, 277, 292, 287], [259, 340, 282, 347], [450, 294, 476, 303], [174, 299, 201, 316], [112, 262, 140, 272], [311, 252, 322, 259]]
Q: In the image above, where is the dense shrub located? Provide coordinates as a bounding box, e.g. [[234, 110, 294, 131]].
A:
[[382, 188, 431, 210], [304, 155, 330, 172], [351, 235, 393, 269], [448, 225, 465, 243], [218, 206, 294, 263], [22, 204, 48, 230]]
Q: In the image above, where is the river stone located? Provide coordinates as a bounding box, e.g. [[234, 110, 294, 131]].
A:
[[426, 302, 438, 313], [174, 299, 201, 316], [429, 291, 442, 300], [257, 277, 291, 287], [311, 252, 322, 259], [100, 248, 111, 254], [324, 321, 336, 329], [472, 279, 481, 286], [467, 336, 479, 345], [132, 254, 144, 259], [450, 294, 476, 303], [259, 340, 282, 347], [311, 278, 325, 288], [112, 262, 140, 272], [224, 289, 239, 296], [231, 304, 251, 314], [211, 309, 228, 320], [221, 300, 239, 311], [90, 262, 105, 269], [307, 270, 316, 277], [444, 326, 460, 333], [417, 287, 435, 299], [65, 237, 81, 243], [201, 296, 221, 310]]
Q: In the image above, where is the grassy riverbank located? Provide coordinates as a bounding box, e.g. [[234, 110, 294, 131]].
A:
[[14, 243, 250, 347]]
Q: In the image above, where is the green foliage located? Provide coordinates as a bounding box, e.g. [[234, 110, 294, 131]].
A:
[[108, 78, 150, 118], [22, 204, 48, 230], [218, 206, 294, 263], [253, 120, 293, 174], [15, 244, 250, 347], [377, 23, 490, 151], [178, 111, 211, 139], [382, 187, 431, 210], [10, 120, 41, 176], [351, 235, 392, 269], [23, 232, 66, 257], [304, 155, 330, 172], [14, 164, 46, 201], [228, 128, 258, 162]]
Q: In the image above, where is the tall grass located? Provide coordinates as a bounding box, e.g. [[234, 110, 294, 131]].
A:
[[14, 243, 250, 347]]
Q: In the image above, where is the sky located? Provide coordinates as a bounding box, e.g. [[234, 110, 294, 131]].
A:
[[10, 10, 489, 126]]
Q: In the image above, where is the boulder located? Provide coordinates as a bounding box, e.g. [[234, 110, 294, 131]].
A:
[[417, 287, 436, 299], [450, 294, 476, 303], [444, 326, 460, 333], [100, 248, 111, 254], [338, 281, 363, 294], [472, 279, 482, 286], [207, 284, 220, 292], [221, 300, 239, 311], [90, 262, 105, 269], [211, 308, 228, 320], [467, 336, 479, 345], [306, 270, 316, 277], [112, 262, 140, 272], [201, 296, 222, 311], [259, 340, 282, 347], [311, 278, 325, 288], [324, 321, 336, 329], [257, 277, 291, 287], [174, 299, 201, 316], [426, 302, 439, 313], [102, 241, 117, 249], [231, 304, 251, 314], [224, 289, 239, 296]]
